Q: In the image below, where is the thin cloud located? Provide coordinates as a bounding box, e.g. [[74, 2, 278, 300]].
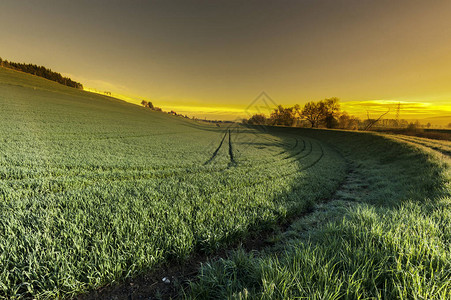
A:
[[342, 100, 451, 119]]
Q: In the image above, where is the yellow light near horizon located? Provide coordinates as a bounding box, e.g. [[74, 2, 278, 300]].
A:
[[84, 86, 450, 123], [341, 100, 451, 120], [84, 87, 144, 105]]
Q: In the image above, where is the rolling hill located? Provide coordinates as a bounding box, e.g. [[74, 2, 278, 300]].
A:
[[0, 67, 449, 299]]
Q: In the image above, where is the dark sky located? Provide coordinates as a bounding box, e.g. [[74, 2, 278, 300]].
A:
[[1, 0, 451, 119]]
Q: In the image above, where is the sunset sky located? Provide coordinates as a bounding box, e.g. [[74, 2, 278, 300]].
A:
[[1, 0, 451, 122]]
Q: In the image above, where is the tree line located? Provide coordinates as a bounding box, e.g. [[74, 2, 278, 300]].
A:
[[244, 97, 431, 130], [141, 100, 163, 112], [244, 97, 361, 129], [0, 57, 83, 89]]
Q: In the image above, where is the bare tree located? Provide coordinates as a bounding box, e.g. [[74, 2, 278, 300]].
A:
[[301, 98, 341, 128], [301, 101, 322, 127], [270, 105, 298, 126], [322, 97, 341, 128], [248, 114, 267, 125]]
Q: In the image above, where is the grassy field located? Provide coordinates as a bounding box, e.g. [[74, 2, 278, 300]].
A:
[[187, 129, 451, 299], [0, 67, 449, 299], [373, 128, 451, 141], [0, 67, 347, 298]]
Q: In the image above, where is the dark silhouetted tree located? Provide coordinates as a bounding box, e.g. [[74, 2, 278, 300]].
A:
[[301, 101, 322, 127], [300, 98, 341, 128], [322, 97, 340, 128], [270, 105, 299, 126], [337, 112, 360, 130], [248, 114, 267, 125]]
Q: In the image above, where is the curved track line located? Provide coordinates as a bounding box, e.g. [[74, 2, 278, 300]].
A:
[[299, 141, 324, 171], [228, 130, 236, 165], [394, 136, 451, 157], [204, 131, 228, 165], [285, 139, 311, 160]]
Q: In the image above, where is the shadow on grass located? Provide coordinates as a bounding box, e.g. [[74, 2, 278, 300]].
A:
[[79, 126, 450, 300], [79, 126, 349, 300], [186, 127, 451, 300]]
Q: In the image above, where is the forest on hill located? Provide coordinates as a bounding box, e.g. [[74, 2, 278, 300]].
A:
[[0, 57, 83, 89]]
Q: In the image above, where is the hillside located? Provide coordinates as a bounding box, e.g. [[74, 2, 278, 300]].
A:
[[0, 67, 346, 298], [0, 68, 449, 299], [0, 59, 83, 89]]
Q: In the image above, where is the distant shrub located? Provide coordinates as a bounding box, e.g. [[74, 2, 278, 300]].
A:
[[406, 121, 423, 133], [141, 100, 154, 109], [338, 112, 360, 130]]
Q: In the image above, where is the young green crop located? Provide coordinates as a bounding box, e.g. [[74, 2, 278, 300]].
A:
[[0, 68, 347, 298], [187, 129, 451, 299], [3, 67, 448, 299]]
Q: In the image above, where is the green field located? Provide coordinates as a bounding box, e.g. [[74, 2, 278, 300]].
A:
[[188, 129, 451, 299], [0, 67, 450, 299]]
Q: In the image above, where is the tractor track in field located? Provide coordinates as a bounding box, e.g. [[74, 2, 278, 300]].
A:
[[1, 142, 314, 190], [228, 130, 236, 165], [77, 143, 355, 300], [3, 134, 324, 206], [277, 138, 299, 155], [2, 138, 324, 202], [32, 146, 322, 201], [0, 133, 304, 181], [393, 135, 451, 157], [284, 139, 310, 160], [109, 140, 323, 189], [203, 131, 228, 165], [298, 141, 324, 171]]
